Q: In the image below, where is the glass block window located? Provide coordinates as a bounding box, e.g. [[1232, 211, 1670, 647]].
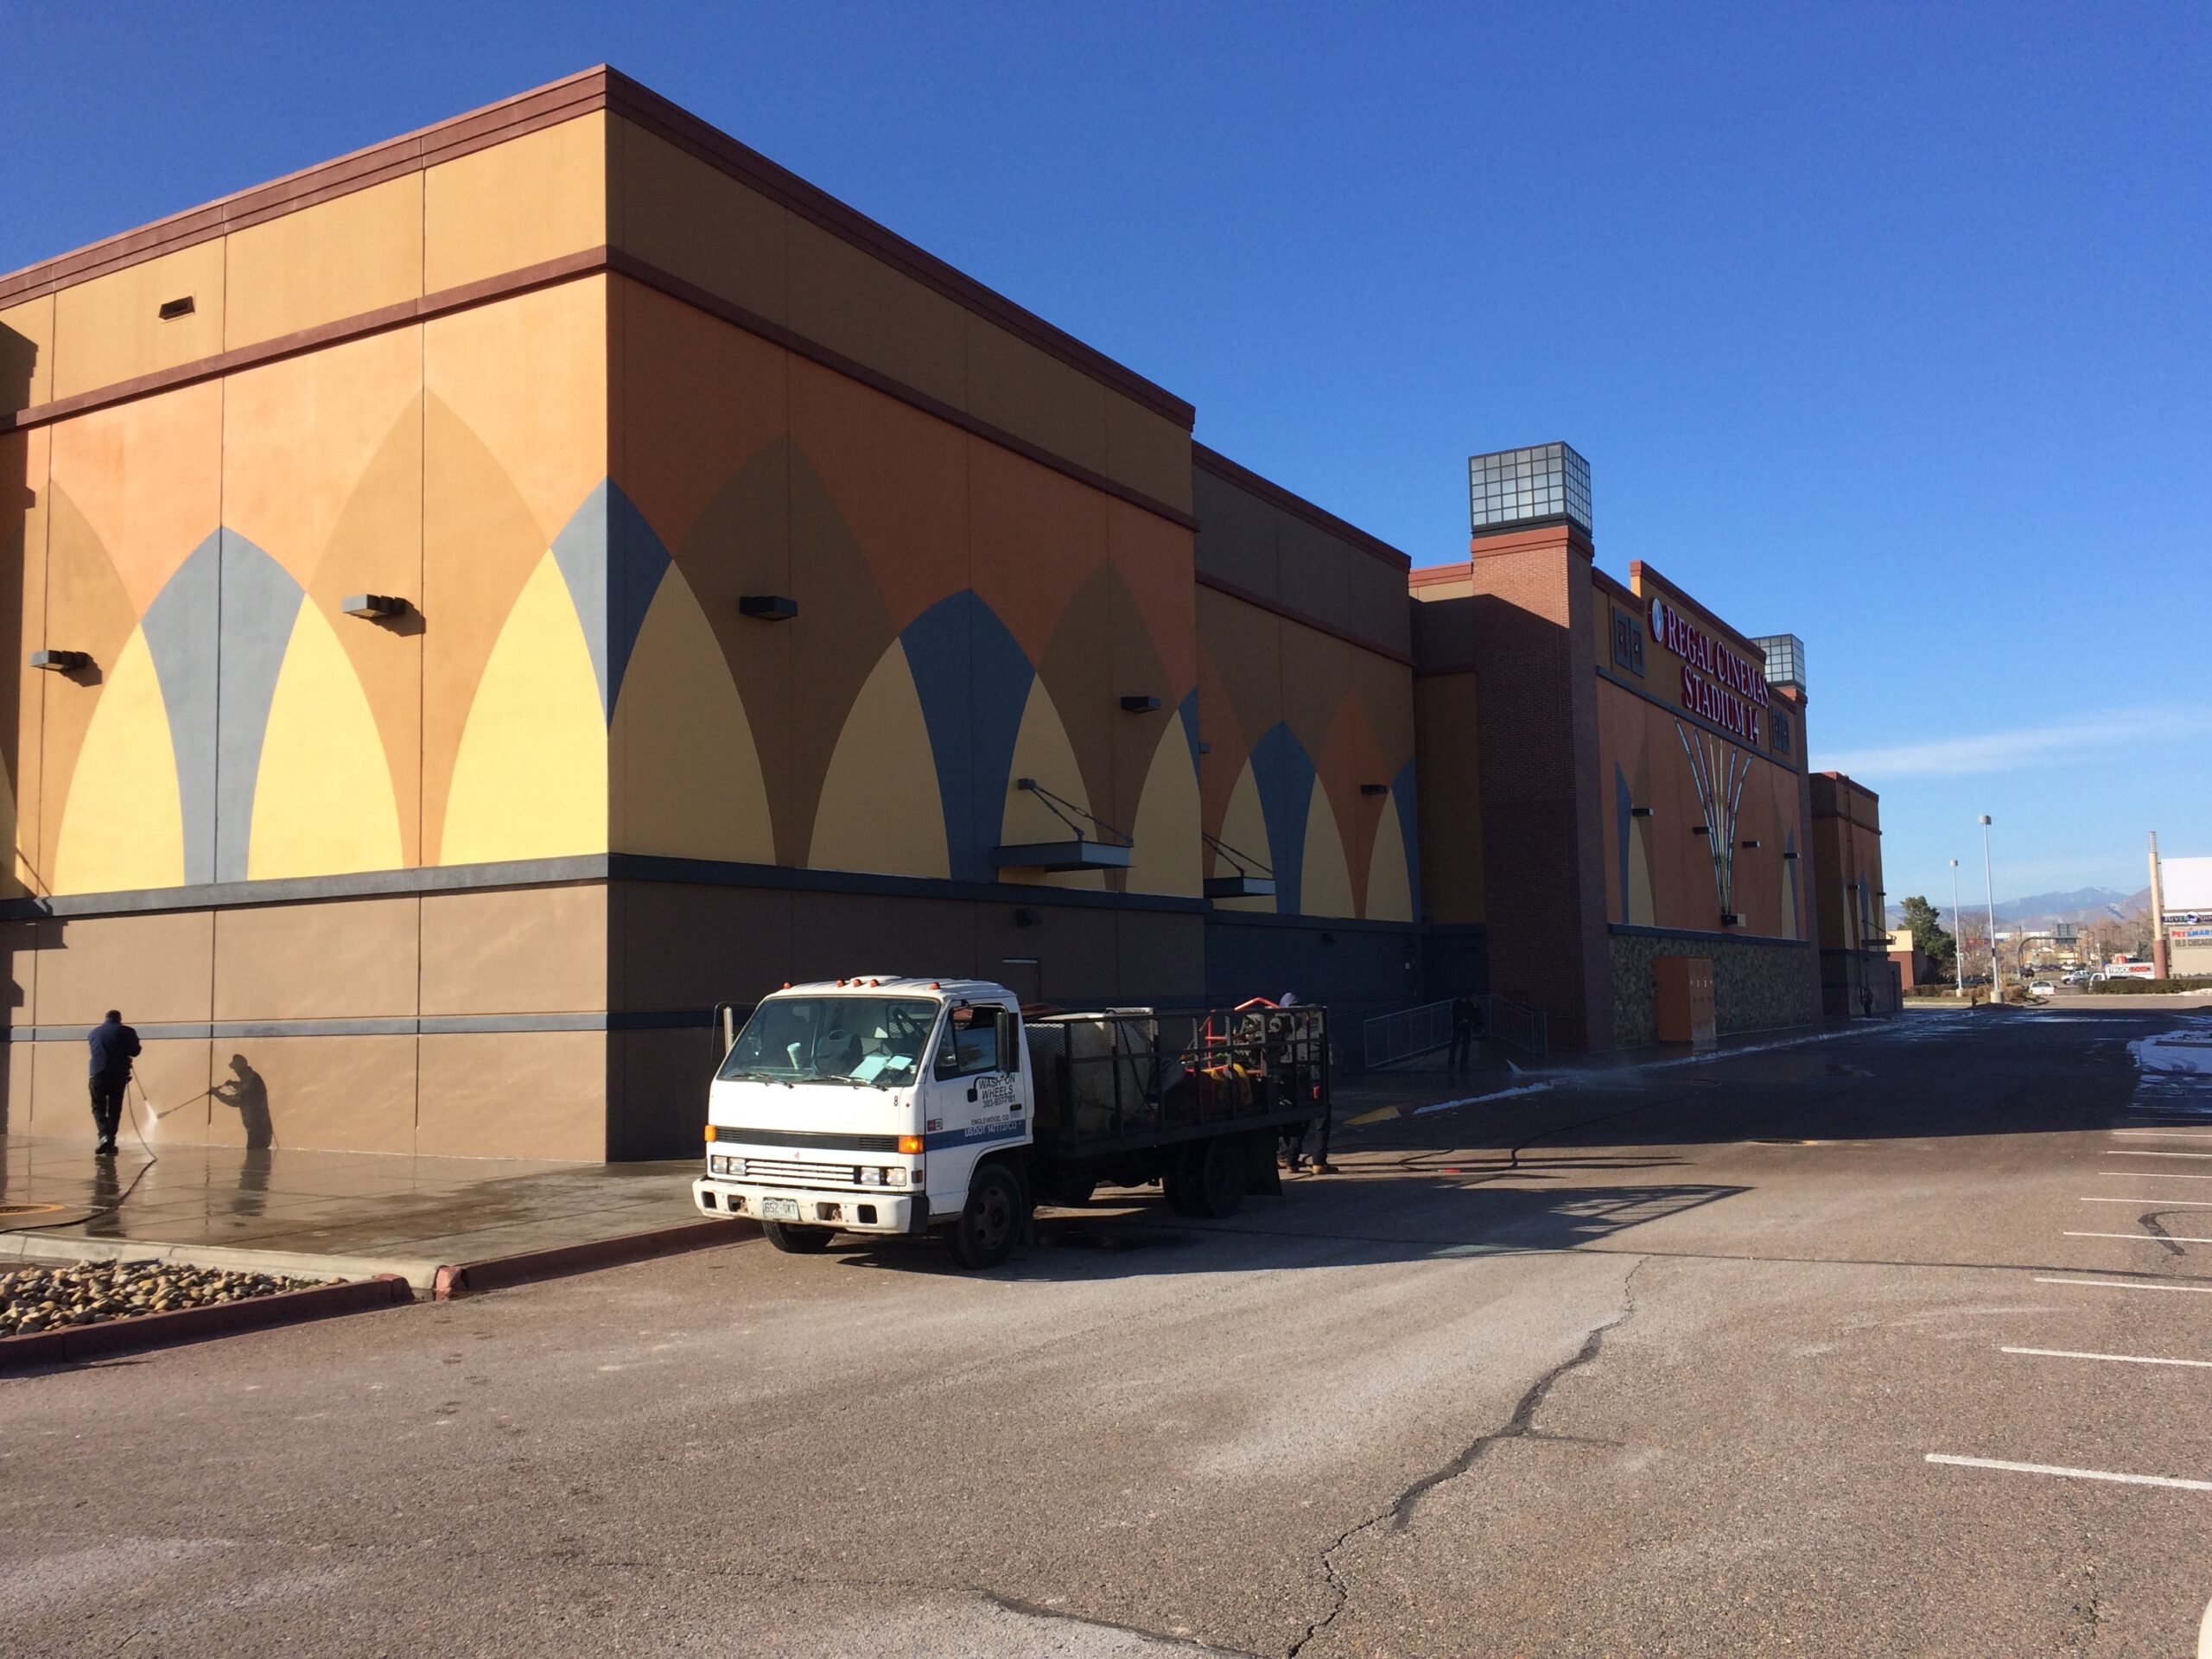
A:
[[1468, 442, 1591, 535], [1749, 633, 1805, 693]]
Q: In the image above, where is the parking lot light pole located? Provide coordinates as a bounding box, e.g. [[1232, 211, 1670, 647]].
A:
[[1979, 816, 2000, 998], [1951, 859, 1964, 998]]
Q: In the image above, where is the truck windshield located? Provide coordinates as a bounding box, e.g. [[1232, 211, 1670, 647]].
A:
[[716, 996, 938, 1087]]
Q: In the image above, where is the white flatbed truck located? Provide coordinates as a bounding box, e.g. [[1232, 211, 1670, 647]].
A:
[[691, 977, 1331, 1268]]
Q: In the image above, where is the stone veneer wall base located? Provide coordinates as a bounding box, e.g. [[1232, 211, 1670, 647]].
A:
[[1609, 929, 1821, 1049]]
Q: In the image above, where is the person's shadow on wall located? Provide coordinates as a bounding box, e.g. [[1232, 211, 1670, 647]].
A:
[[213, 1053, 275, 1151]]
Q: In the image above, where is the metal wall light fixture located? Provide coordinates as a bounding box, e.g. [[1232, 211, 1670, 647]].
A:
[[739, 594, 798, 620], [1739, 838, 1762, 849], [29, 649, 88, 672], [1120, 695, 1160, 713], [341, 594, 407, 620], [1629, 805, 1655, 818], [157, 296, 195, 320], [1360, 783, 1389, 796]]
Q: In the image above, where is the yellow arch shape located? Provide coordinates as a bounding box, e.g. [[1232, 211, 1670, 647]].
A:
[[1001, 678, 1101, 890], [612, 568, 773, 861], [1365, 795, 1414, 923], [1128, 721, 1201, 899], [1298, 778, 1356, 919], [53, 628, 187, 894], [809, 640, 949, 879], [248, 601, 404, 880], [1214, 757, 1274, 913], [1628, 816, 1656, 926], [441, 550, 608, 865]]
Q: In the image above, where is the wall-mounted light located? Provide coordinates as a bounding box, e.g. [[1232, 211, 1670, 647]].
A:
[[1319, 932, 1337, 946], [1197, 741, 1212, 755], [1013, 908, 1041, 929], [157, 296, 195, 321], [1120, 695, 1160, 714], [1629, 806, 1655, 818], [1739, 838, 1762, 849], [739, 594, 798, 620], [341, 594, 407, 620], [1719, 912, 1744, 927], [1782, 851, 1800, 861], [1360, 783, 1389, 796], [29, 649, 88, 672], [1691, 825, 1711, 836]]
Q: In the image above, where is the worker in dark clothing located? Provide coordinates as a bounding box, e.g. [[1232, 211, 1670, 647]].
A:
[[87, 1009, 140, 1157], [1448, 991, 1479, 1076]]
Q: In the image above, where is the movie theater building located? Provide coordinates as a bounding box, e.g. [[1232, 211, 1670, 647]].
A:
[[0, 71, 1872, 1160], [0, 68, 1424, 1160], [1411, 445, 1822, 1052]]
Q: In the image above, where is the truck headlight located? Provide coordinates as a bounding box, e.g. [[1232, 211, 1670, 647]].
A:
[[860, 1167, 882, 1186], [886, 1168, 907, 1187]]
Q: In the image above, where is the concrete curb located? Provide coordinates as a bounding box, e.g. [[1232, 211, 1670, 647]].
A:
[[434, 1217, 759, 1300], [0, 1230, 443, 1290], [0, 1274, 414, 1371]]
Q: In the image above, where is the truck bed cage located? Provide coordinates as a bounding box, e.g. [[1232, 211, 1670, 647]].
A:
[[1024, 1004, 1332, 1160]]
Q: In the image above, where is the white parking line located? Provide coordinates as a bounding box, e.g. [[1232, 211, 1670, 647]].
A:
[[2036, 1276, 2212, 1294], [2081, 1197, 2212, 1207], [2002, 1346, 2212, 1370], [2107, 1150, 2212, 1160], [1926, 1453, 2212, 1491], [2113, 1129, 2212, 1139], [2097, 1172, 2212, 1181], [2067, 1231, 2212, 1244], [2200, 1592, 2211, 1659]]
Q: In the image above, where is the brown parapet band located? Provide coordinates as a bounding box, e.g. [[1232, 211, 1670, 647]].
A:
[[1196, 569, 1414, 667], [0, 67, 1193, 430]]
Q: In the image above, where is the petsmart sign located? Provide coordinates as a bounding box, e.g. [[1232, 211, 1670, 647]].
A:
[[1649, 594, 1767, 746]]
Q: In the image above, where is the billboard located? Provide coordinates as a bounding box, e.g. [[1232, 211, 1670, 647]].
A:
[[2160, 855, 2212, 918]]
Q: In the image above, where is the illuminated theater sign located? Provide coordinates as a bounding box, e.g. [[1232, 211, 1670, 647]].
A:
[[1649, 594, 1768, 746]]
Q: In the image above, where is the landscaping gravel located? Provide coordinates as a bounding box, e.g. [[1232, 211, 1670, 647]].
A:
[[0, 1261, 336, 1338]]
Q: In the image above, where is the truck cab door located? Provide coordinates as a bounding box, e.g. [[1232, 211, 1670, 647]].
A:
[[922, 1004, 1028, 1209]]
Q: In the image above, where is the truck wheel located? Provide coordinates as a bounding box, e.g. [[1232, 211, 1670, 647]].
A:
[[947, 1162, 1027, 1269], [1194, 1141, 1247, 1221], [762, 1221, 836, 1254]]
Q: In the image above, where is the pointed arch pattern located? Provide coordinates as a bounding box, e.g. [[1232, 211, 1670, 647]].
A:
[[39, 327, 614, 893]]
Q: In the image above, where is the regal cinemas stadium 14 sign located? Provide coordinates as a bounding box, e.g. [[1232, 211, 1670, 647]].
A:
[[1648, 595, 1768, 745]]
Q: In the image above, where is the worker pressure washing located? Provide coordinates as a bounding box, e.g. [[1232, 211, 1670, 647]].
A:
[[87, 1008, 141, 1157]]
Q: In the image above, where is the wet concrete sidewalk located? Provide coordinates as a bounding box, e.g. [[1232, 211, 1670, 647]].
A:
[[1332, 1013, 1901, 1130], [0, 1135, 711, 1288]]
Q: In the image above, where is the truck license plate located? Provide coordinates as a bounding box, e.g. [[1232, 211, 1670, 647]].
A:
[[761, 1197, 800, 1221]]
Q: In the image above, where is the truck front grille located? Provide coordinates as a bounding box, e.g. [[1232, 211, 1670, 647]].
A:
[[736, 1156, 861, 1187]]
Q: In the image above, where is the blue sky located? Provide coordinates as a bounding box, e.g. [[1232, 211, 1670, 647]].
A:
[[5, 2, 2205, 905]]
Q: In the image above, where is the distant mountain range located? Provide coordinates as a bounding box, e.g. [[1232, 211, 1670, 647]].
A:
[[1887, 887, 2149, 930]]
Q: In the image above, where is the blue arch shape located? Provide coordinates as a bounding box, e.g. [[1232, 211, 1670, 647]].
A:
[[899, 592, 1036, 883], [138, 531, 307, 886], [549, 479, 671, 722], [1249, 723, 1317, 916]]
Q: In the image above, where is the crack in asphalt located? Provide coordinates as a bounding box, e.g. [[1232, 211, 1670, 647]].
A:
[[978, 1591, 1260, 1655], [2139, 1212, 2187, 1259], [1283, 1255, 1647, 1658], [579, 1554, 1256, 1654]]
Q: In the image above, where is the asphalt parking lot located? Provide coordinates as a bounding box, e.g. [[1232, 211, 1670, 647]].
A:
[[3, 1004, 2208, 1656]]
